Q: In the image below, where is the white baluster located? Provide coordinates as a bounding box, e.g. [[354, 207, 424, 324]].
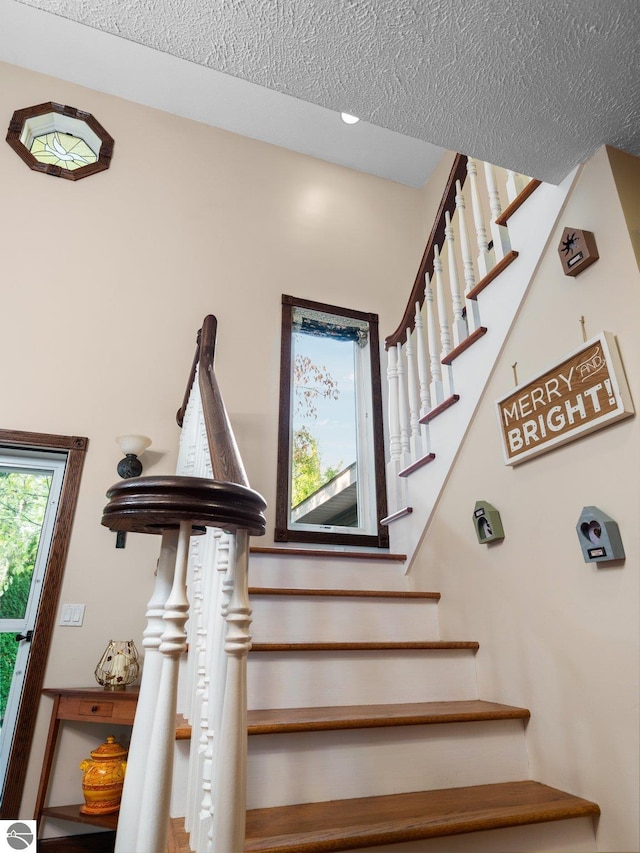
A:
[[484, 161, 511, 261], [424, 272, 443, 406], [413, 301, 431, 453], [136, 519, 192, 853], [444, 210, 468, 346], [115, 530, 178, 853], [182, 536, 202, 726], [396, 343, 411, 470], [177, 393, 197, 476], [506, 169, 528, 203], [433, 245, 455, 398], [201, 531, 232, 853], [467, 157, 493, 278], [211, 530, 251, 853], [404, 328, 422, 460], [183, 538, 201, 834], [185, 531, 213, 838], [455, 180, 481, 333], [386, 346, 403, 509]]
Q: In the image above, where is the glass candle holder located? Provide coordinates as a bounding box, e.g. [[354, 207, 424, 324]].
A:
[[94, 640, 139, 691]]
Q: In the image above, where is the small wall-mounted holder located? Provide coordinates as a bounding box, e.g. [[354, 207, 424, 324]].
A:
[[473, 501, 505, 544], [576, 506, 625, 564], [558, 227, 599, 277]]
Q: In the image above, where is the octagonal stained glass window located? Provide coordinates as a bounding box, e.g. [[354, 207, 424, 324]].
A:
[[6, 101, 114, 180]]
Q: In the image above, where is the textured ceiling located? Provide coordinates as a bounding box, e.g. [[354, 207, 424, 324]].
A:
[[4, 0, 640, 185]]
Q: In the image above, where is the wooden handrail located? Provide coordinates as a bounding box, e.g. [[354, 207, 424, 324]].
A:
[[176, 326, 202, 428], [177, 314, 249, 487], [385, 154, 468, 350]]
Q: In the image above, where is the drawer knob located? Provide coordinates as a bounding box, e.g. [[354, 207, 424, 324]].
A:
[[91, 705, 99, 713]]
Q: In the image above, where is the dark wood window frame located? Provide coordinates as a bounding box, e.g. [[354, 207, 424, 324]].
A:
[[275, 295, 389, 548], [0, 429, 88, 819]]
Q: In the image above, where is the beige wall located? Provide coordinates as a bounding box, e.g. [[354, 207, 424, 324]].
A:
[[416, 147, 639, 852], [0, 60, 435, 821]]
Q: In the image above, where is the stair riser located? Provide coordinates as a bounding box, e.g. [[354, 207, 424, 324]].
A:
[[350, 816, 597, 853], [250, 597, 439, 643], [247, 720, 527, 808], [249, 554, 408, 591], [248, 650, 478, 709]]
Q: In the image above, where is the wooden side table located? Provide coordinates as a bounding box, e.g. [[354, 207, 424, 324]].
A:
[[34, 687, 139, 836]]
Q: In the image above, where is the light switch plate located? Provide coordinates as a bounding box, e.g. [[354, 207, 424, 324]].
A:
[[59, 603, 85, 626]]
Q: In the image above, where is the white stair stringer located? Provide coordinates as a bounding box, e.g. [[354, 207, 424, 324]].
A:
[[388, 167, 581, 569]]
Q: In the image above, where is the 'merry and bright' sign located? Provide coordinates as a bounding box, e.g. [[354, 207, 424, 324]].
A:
[[496, 332, 634, 465]]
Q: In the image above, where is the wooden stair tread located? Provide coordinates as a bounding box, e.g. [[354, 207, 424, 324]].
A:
[[379, 506, 412, 525], [495, 179, 542, 225], [175, 700, 531, 739], [251, 547, 406, 562], [251, 640, 478, 652], [419, 394, 460, 424], [398, 452, 436, 478], [175, 713, 191, 739], [466, 250, 519, 299], [441, 325, 488, 365], [249, 587, 440, 600], [247, 700, 529, 734], [244, 780, 600, 852]]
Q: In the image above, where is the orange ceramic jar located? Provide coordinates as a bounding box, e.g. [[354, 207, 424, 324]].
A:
[[79, 735, 128, 815]]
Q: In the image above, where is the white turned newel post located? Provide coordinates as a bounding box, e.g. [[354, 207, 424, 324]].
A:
[[506, 169, 528, 203], [455, 180, 481, 333], [413, 301, 431, 452], [386, 346, 403, 509], [115, 529, 178, 853], [466, 157, 493, 278], [212, 530, 251, 853], [433, 246, 455, 398], [405, 328, 422, 460], [484, 161, 511, 260], [425, 272, 443, 406], [396, 343, 411, 470], [444, 210, 468, 346], [136, 519, 192, 853]]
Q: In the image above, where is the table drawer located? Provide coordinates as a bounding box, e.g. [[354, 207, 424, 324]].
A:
[[57, 694, 137, 725]]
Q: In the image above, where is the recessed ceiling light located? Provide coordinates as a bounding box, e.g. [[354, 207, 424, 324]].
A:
[[340, 112, 360, 125]]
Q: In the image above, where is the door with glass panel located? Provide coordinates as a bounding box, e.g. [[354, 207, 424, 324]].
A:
[[0, 451, 65, 799]]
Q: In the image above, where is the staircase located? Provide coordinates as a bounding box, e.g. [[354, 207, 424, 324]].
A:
[[151, 156, 599, 853], [169, 548, 599, 852]]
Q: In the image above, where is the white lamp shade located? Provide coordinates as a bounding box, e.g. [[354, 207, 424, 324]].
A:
[[116, 434, 151, 456]]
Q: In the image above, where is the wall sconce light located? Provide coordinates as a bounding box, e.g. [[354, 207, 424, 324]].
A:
[[114, 435, 151, 548], [116, 434, 151, 479]]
